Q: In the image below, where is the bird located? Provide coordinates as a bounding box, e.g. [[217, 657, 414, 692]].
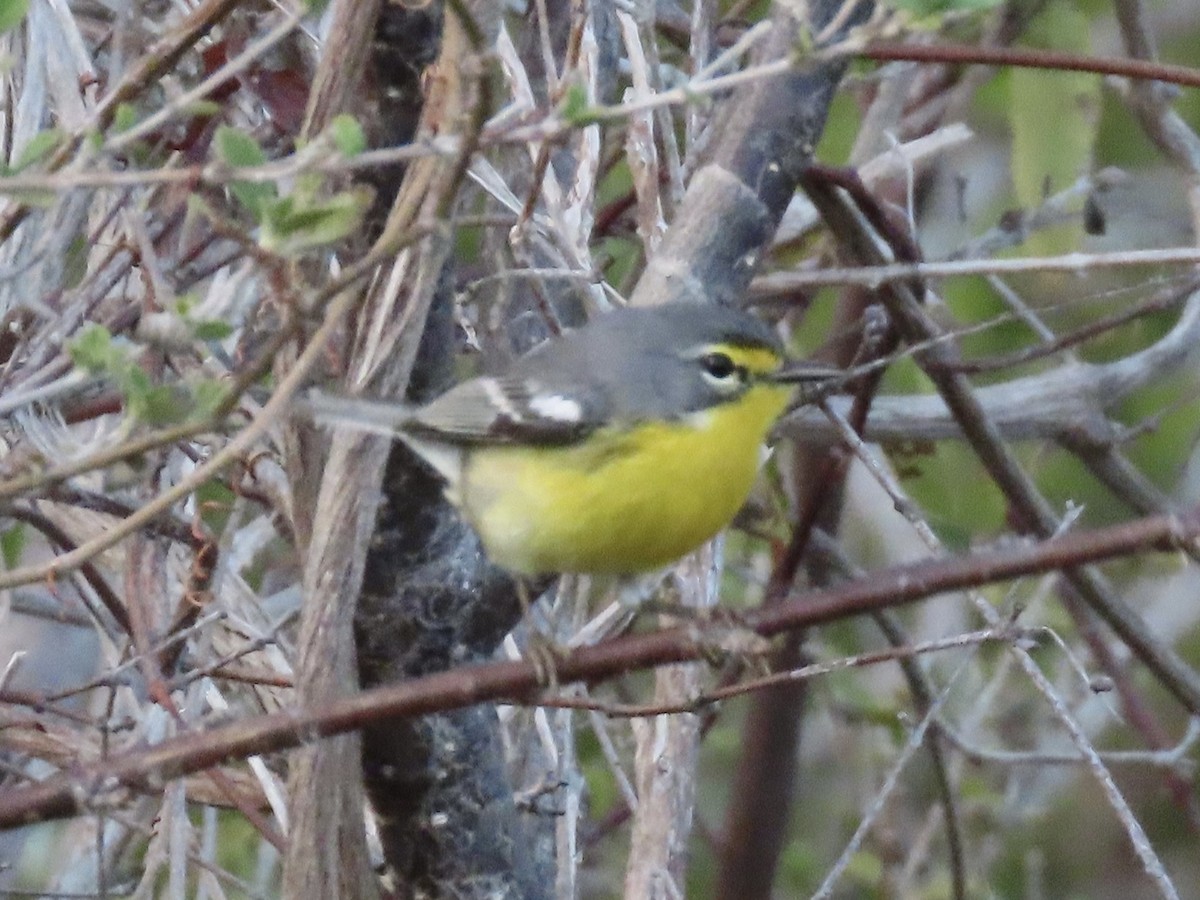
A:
[[302, 301, 837, 576]]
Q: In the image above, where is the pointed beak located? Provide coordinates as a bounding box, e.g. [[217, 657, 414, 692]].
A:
[[765, 360, 844, 386]]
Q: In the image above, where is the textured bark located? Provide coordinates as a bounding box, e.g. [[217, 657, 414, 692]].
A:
[[621, 2, 876, 897], [279, 0, 394, 894], [356, 291, 555, 898], [349, 3, 556, 897], [282, 443, 387, 900], [622, 551, 718, 899], [282, 1, 498, 897], [631, 1, 873, 311]]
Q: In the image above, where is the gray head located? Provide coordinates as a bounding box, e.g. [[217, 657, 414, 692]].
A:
[[509, 301, 787, 422]]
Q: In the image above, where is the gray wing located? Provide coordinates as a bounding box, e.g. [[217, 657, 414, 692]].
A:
[[405, 375, 607, 445]]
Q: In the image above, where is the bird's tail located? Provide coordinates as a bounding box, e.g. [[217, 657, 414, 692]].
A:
[[295, 390, 416, 440]]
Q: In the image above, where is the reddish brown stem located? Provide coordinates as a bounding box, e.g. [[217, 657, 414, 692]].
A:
[[0, 506, 1194, 830], [864, 41, 1200, 90]]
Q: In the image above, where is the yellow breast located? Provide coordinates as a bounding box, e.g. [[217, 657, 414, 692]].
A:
[[459, 383, 792, 575]]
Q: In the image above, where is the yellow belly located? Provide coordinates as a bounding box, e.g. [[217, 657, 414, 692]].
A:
[[459, 384, 791, 575]]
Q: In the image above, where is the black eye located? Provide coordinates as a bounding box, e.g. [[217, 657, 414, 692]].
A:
[[700, 352, 737, 380]]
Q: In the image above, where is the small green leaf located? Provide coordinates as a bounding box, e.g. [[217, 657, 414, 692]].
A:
[[1009, 3, 1099, 256], [11, 128, 64, 171], [191, 319, 234, 341], [215, 126, 276, 215], [63, 235, 89, 290], [126, 375, 188, 425], [215, 126, 267, 167], [0, 0, 29, 35], [196, 479, 236, 534], [260, 187, 371, 255], [329, 114, 366, 157], [190, 379, 229, 419], [69, 324, 118, 373], [844, 851, 884, 888], [231, 187, 273, 218], [184, 99, 222, 119], [1, 523, 26, 570], [791, 23, 814, 58], [112, 103, 138, 134], [122, 364, 152, 396], [140, 386, 188, 424], [230, 178, 276, 215], [262, 195, 295, 228], [291, 172, 324, 206], [186, 194, 215, 221], [560, 84, 595, 126]]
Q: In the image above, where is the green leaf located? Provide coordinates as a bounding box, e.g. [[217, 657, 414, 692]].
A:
[[191, 319, 234, 341], [125, 374, 188, 425], [1, 523, 26, 570], [190, 379, 229, 419], [215, 126, 267, 167], [560, 84, 597, 126], [0, 0, 28, 35], [196, 479, 236, 534], [107, 106, 157, 165], [230, 178, 276, 216], [1009, 4, 1100, 256], [69, 324, 119, 373], [292, 172, 323, 204], [260, 187, 371, 255], [11, 128, 64, 171], [184, 99, 222, 119], [122, 364, 152, 396], [63, 235, 89, 290], [329, 114, 366, 157], [844, 851, 884, 888], [141, 385, 189, 424], [214, 126, 276, 215], [186, 194, 215, 222], [112, 103, 138, 134], [71, 320, 230, 425]]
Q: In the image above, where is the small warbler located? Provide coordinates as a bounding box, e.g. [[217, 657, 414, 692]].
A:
[[304, 302, 835, 576]]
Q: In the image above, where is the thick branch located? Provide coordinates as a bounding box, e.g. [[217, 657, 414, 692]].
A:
[[629, 0, 874, 310]]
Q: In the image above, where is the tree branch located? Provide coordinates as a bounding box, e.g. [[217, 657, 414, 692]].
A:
[[1, 505, 1193, 830]]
